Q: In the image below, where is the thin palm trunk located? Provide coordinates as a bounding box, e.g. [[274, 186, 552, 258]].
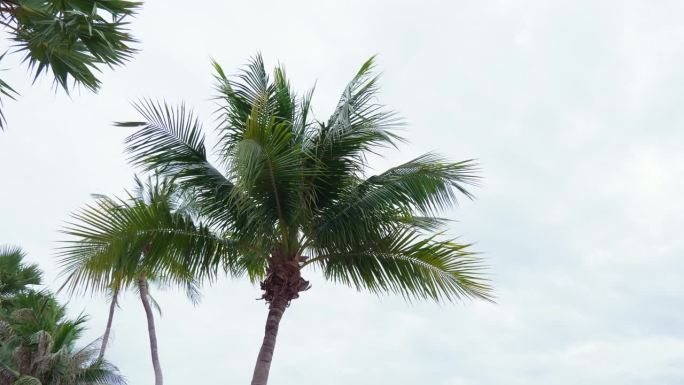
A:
[[250, 297, 288, 385], [98, 288, 118, 360], [138, 274, 163, 385]]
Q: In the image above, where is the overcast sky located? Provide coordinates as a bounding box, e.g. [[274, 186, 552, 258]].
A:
[[1, 0, 683, 384]]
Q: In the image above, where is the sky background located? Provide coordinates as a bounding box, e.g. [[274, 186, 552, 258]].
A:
[[1, 0, 683, 384]]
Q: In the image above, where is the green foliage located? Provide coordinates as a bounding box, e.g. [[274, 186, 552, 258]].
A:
[[58, 175, 216, 303], [0, 246, 42, 300], [111, 55, 493, 302], [0, 0, 141, 129], [0, 249, 125, 385]]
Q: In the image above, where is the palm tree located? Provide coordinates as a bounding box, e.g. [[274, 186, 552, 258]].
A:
[[0, 0, 141, 129], [101, 55, 491, 385], [0, 289, 126, 385], [58, 176, 202, 385], [0, 246, 42, 302]]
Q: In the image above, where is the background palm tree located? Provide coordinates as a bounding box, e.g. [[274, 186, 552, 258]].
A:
[[92, 55, 492, 385], [0, 291, 126, 385], [0, 249, 125, 385], [0, 0, 141, 129], [58, 176, 202, 385]]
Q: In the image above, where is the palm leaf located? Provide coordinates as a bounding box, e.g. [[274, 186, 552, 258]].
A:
[[301, 56, 404, 212], [121, 99, 238, 230], [308, 229, 491, 302], [58, 178, 243, 296]]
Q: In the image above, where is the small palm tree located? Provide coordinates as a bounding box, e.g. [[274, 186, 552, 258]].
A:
[[0, 0, 140, 129], [97, 55, 491, 384], [0, 288, 125, 385], [58, 176, 202, 385]]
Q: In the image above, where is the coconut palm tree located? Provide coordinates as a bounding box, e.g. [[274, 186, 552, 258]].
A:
[[95, 55, 492, 385], [0, 288, 125, 385], [58, 176, 202, 385], [0, 0, 141, 129]]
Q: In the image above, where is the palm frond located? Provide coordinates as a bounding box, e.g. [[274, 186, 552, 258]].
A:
[[76, 356, 127, 385], [121, 99, 238, 229], [212, 54, 276, 158], [122, 99, 207, 174], [308, 229, 491, 302], [327, 56, 403, 148], [58, 179, 243, 297], [0, 246, 43, 297], [302, 56, 404, 211], [229, 103, 306, 236], [10, 0, 140, 93], [311, 154, 478, 249]]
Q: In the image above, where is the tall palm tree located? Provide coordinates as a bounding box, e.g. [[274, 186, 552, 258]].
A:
[[58, 176, 201, 385], [0, 246, 42, 302], [0, 289, 126, 385], [101, 55, 491, 384]]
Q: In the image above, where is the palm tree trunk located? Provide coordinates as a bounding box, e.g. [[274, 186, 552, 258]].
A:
[[138, 274, 163, 385], [98, 288, 118, 360], [250, 297, 288, 385]]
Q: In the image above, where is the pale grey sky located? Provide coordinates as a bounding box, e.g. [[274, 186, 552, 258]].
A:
[[1, 1, 683, 384]]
